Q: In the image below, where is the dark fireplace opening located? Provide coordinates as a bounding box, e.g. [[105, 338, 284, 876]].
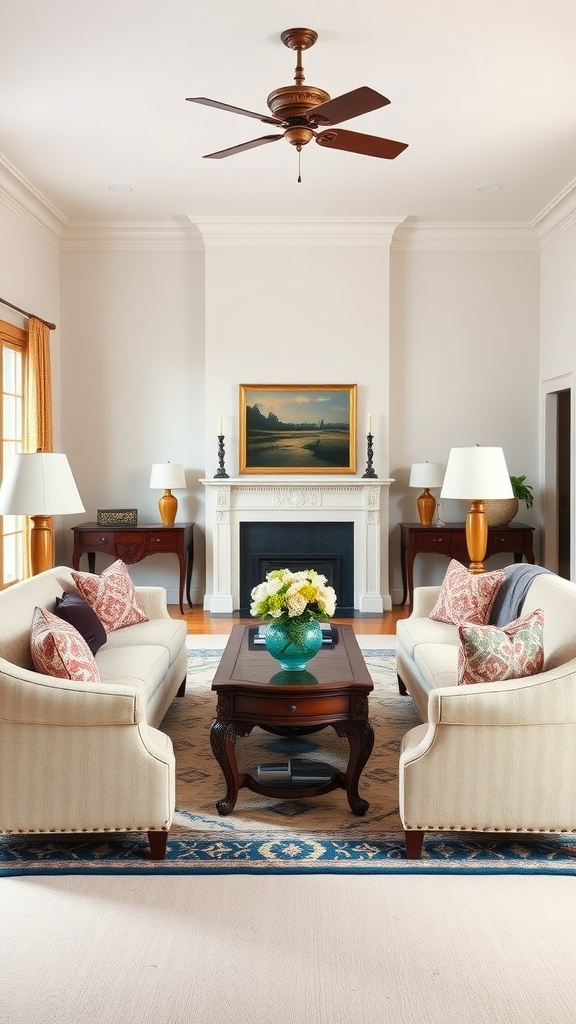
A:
[[239, 521, 354, 616]]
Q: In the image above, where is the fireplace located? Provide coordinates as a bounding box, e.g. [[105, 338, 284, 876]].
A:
[[239, 520, 354, 614], [201, 477, 392, 614]]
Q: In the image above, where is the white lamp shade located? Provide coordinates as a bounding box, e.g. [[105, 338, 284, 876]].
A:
[[441, 447, 513, 500], [149, 462, 186, 490], [0, 453, 85, 515], [409, 462, 444, 489]]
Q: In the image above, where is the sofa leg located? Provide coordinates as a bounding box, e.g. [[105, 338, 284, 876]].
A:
[[147, 830, 169, 860], [404, 830, 425, 859], [397, 674, 408, 696], [176, 676, 186, 697]]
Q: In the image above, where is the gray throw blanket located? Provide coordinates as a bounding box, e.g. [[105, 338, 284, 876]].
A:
[[489, 563, 553, 626]]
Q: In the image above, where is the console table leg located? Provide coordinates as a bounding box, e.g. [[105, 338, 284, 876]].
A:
[[177, 555, 186, 614], [186, 534, 194, 608]]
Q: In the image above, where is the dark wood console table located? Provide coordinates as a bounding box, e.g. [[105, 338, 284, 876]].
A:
[[400, 521, 535, 607], [72, 522, 194, 614]]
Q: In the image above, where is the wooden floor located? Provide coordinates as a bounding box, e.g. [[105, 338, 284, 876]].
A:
[[169, 604, 410, 635]]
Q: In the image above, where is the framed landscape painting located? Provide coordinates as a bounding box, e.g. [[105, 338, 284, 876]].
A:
[[239, 384, 357, 474]]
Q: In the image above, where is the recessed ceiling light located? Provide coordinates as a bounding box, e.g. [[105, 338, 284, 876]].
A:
[[107, 183, 133, 193], [476, 183, 502, 193]]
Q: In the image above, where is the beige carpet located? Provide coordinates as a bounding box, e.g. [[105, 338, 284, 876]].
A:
[[4, 872, 576, 1023]]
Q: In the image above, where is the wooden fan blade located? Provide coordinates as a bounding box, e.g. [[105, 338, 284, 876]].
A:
[[310, 87, 390, 126], [186, 97, 282, 127], [316, 128, 408, 159], [203, 135, 284, 159]]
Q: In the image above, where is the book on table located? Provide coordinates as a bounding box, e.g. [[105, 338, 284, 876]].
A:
[[256, 761, 292, 782], [254, 622, 335, 646], [290, 760, 334, 784], [256, 759, 334, 784]]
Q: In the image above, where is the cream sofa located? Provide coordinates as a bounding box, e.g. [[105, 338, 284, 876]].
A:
[[0, 566, 188, 859], [396, 569, 576, 858]]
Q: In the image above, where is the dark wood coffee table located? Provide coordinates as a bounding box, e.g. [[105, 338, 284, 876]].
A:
[[210, 624, 374, 816]]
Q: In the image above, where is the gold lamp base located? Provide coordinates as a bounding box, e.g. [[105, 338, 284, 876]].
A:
[[416, 488, 436, 527], [158, 489, 178, 527], [30, 515, 54, 575], [465, 499, 488, 574]]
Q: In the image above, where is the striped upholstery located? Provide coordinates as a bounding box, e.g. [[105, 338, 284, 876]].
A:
[[0, 566, 186, 849], [397, 570, 576, 844]]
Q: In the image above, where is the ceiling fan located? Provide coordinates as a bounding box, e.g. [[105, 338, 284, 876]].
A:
[[186, 27, 408, 174]]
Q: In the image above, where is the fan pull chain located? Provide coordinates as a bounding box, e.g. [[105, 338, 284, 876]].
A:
[[297, 145, 302, 183]]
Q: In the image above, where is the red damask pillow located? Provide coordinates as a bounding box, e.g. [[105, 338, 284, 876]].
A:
[[71, 559, 148, 632], [30, 607, 100, 682], [457, 608, 544, 684], [429, 559, 505, 626]]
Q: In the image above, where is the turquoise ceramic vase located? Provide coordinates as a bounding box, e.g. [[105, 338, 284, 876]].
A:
[[264, 617, 323, 671]]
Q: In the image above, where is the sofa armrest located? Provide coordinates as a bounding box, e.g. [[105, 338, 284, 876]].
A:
[[134, 586, 171, 619], [411, 586, 441, 618], [429, 658, 576, 728], [0, 660, 147, 728]]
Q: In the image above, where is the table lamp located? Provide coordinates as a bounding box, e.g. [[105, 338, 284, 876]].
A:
[[149, 462, 186, 526], [0, 452, 85, 575], [409, 462, 444, 526], [441, 445, 513, 573]]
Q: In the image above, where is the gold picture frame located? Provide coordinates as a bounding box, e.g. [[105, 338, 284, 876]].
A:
[[239, 384, 357, 474]]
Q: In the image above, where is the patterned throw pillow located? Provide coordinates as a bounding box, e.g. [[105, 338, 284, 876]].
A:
[[429, 559, 505, 626], [30, 607, 101, 682], [72, 559, 148, 632], [458, 608, 544, 685], [54, 591, 107, 655]]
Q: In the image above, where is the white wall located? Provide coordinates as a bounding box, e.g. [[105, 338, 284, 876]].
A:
[[198, 227, 394, 604], [388, 245, 541, 599], [540, 223, 576, 379], [59, 244, 206, 602], [539, 222, 576, 578], [0, 205, 60, 435], [1, 200, 548, 608], [201, 234, 392, 478]]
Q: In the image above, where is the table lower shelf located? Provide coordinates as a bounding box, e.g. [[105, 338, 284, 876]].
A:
[[240, 768, 345, 801]]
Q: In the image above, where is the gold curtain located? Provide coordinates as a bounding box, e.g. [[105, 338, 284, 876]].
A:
[[25, 317, 53, 453], [23, 317, 54, 575]]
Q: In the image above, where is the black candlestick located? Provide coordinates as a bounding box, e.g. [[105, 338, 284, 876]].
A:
[[362, 433, 378, 478], [214, 435, 229, 478]]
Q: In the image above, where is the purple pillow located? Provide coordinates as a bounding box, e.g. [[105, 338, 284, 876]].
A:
[[54, 591, 107, 655]]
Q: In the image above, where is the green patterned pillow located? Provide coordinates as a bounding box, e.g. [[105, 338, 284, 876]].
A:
[[457, 608, 544, 685]]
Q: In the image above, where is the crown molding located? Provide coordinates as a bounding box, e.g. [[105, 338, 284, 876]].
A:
[[0, 152, 65, 246], [59, 220, 204, 250], [532, 177, 576, 248], [2, 141, 576, 252], [392, 220, 540, 251], [188, 216, 408, 246]]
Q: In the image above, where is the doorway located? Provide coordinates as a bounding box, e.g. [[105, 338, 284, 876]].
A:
[[542, 378, 573, 579]]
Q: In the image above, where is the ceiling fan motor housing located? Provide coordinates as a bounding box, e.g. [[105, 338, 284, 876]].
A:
[[267, 86, 330, 124]]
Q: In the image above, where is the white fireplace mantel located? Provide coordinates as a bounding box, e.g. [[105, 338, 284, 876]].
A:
[[201, 476, 393, 615]]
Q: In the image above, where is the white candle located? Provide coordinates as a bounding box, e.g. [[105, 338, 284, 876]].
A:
[[218, 412, 223, 435], [367, 412, 372, 434]]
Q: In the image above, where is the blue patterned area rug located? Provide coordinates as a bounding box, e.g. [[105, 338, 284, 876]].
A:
[[3, 645, 576, 876]]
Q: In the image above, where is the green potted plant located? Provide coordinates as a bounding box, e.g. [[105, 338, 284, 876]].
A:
[[484, 474, 534, 526], [510, 475, 534, 510]]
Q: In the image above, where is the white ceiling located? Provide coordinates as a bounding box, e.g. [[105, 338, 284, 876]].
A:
[[2, 0, 576, 229]]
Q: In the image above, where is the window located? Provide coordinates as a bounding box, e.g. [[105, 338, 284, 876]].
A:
[[1, 320, 27, 588]]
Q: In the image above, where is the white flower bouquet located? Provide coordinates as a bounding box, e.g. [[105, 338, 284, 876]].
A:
[[250, 568, 337, 622]]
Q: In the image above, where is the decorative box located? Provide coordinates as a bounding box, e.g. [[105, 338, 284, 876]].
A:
[[96, 508, 138, 527]]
